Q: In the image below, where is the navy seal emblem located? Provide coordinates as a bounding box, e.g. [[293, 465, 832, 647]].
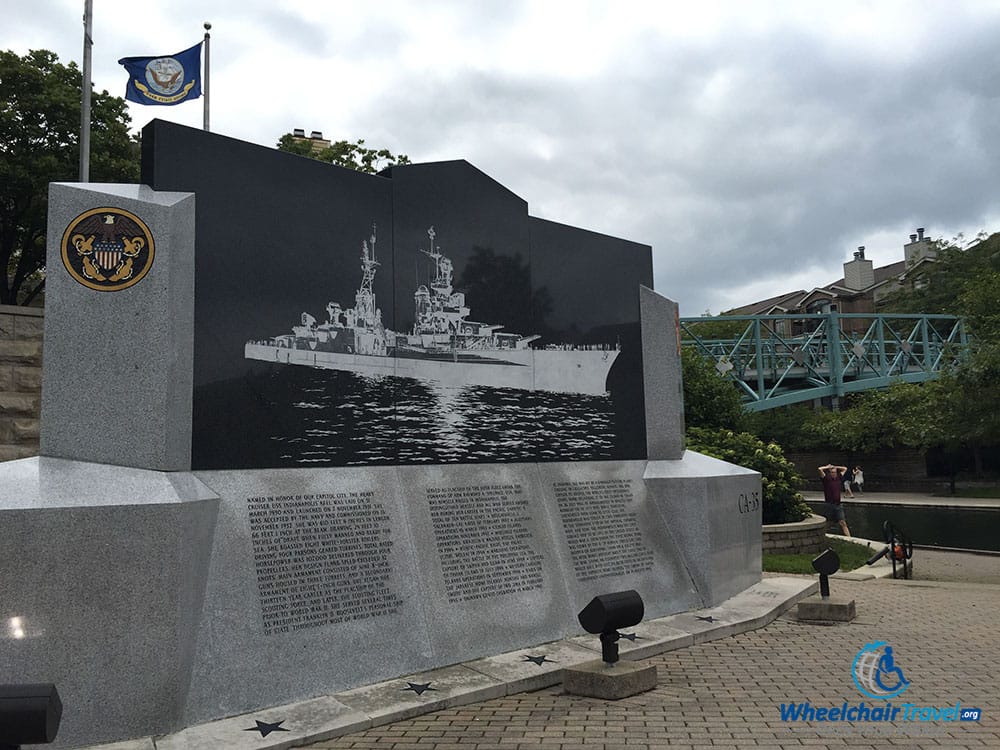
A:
[[144, 56, 187, 97], [61, 207, 155, 291]]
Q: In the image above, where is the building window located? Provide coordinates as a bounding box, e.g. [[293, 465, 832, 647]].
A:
[[806, 300, 836, 314]]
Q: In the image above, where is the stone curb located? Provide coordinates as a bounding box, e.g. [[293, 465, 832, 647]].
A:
[[80, 576, 817, 750], [825, 533, 897, 580]]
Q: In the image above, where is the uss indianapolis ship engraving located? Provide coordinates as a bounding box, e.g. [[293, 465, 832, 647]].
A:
[[245, 226, 620, 395]]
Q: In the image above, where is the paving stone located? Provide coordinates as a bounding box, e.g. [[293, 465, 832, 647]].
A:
[[300, 577, 1000, 750]]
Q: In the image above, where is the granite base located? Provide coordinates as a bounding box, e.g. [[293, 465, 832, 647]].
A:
[[0, 452, 759, 747], [563, 659, 658, 700], [797, 595, 857, 622]]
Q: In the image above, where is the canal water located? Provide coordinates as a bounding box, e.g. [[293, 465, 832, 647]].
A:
[[806, 501, 1000, 552]]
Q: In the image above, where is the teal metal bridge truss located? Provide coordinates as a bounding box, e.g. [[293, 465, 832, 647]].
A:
[[679, 312, 968, 411]]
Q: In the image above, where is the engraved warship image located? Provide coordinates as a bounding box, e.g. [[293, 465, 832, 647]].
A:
[[245, 226, 619, 395]]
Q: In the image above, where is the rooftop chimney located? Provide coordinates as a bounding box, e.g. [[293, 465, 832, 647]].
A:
[[310, 131, 324, 140], [905, 226, 936, 267], [293, 128, 305, 137], [844, 245, 874, 290]]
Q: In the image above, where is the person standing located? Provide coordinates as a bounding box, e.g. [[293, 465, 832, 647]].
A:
[[820, 463, 851, 537], [842, 465, 855, 498], [853, 465, 865, 495]]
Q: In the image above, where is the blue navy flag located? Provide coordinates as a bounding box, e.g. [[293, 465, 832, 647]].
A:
[[118, 42, 202, 105]]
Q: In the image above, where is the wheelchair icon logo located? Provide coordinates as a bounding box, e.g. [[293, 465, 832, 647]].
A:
[[852, 641, 910, 700]]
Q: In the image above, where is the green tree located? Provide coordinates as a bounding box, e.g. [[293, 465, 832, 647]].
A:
[[680, 310, 749, 342], [276, 133, 410, 173], [809, 382, 932, 454], [745, 404, 827, 450], [680, 346, 747, 431], [880, 232, 1000, 316], [958, 270, 1000, 340], [880, 233, 1000, 476], [0, 49, 139, 305], [803, 375, 995, 490], [931, 352, 1000, 483]]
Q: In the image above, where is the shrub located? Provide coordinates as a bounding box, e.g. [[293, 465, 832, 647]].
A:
[[680, 347, 748, 431], [686, 427, 811, 524]]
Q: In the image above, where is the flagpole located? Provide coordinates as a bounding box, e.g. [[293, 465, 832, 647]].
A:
[[79, 0, 93, 181], [203, 22, 211, 131]]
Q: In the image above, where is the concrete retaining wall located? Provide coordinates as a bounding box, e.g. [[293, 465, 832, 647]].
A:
[[784, 448, 931, 492], [762, 513, 827, 555], [0, 304, 43, 461]]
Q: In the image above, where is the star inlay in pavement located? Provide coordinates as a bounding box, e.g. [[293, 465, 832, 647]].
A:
[[244, 719, 290, 737], [523, 654, 555, 666], [695, 615, 718, 623], [620, 632, 642, 641], [402, 682, 437, 696]]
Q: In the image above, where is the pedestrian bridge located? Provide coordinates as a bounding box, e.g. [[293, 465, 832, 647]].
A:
[[679, 312, 968, 411]]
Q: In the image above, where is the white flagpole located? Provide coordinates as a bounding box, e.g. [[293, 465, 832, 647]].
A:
[[203, 22, 211, 131], [79, 0, 93, 181]]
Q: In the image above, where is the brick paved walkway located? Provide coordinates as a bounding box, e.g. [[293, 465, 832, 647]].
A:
[[914, 549, 1000, 585], [305, 578, 1000, 749]]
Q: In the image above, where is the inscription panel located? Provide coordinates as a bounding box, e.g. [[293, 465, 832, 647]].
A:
[[428, 483, 544, 602], [247, 491, 402, 635], [554, 478, 655, 581]]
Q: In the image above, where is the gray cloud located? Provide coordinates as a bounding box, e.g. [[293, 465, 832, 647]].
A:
[[339, 12, 1000, 313], [6, 2, 1000, 314]]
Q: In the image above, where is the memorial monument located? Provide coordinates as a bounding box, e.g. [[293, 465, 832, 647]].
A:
[[0, 120, 762, 747]]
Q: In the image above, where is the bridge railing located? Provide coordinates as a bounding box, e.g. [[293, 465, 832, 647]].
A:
[[679, 312, 968, 410]]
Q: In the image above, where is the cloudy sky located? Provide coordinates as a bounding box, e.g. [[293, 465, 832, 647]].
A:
[[6, 0, 1000, 315]]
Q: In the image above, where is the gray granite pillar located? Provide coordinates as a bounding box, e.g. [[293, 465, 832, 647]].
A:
[[640, 286, 684, 460], [0, 457, 219, 747], [41, 183, 195, 470]]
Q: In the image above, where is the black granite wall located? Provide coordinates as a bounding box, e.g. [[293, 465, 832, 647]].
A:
[[142, 120, 652, 469]]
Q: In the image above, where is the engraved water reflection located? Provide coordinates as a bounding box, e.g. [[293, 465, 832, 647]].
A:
[[271, 367, 617, 465], [268, 369, 614, 465], [192, 364, 634, 468]]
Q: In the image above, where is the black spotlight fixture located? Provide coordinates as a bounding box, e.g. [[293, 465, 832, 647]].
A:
[[0, 684, 62, 750], [577, 590, 644, 664], [811, 548, 840, 599]]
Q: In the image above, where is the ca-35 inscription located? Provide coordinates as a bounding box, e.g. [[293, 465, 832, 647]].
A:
[[737, 491, 761, 514]]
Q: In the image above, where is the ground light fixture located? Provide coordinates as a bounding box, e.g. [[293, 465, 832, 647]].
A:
[[811, 548, 840, 598], [577, 589, 644, 664], [0, 684, 62, 750]]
